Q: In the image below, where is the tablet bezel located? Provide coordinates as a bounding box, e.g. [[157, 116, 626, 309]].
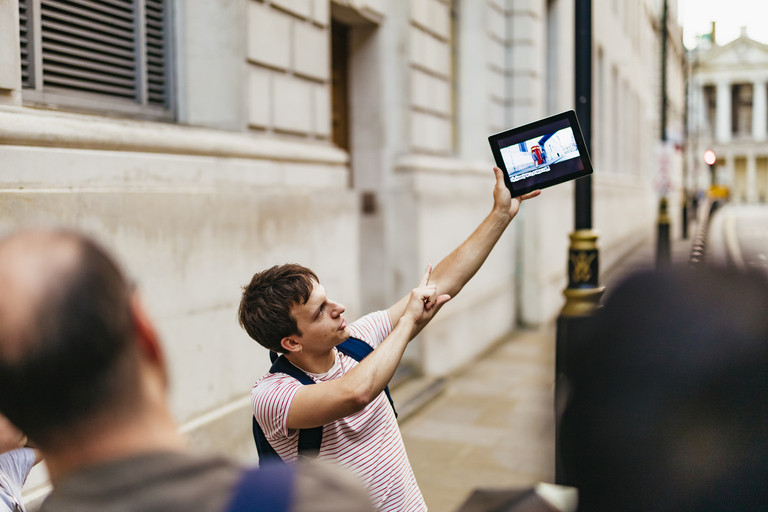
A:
[[488, 110, 593, 197]]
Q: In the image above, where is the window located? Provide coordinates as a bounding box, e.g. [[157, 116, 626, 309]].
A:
[[330, 20, 350, 152], [19, 0, 172, 120]]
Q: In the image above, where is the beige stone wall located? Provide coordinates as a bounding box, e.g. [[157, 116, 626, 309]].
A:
[[409, 0, 454, 155], [0, 113, 356, 501], [247, 0, 331, 137]]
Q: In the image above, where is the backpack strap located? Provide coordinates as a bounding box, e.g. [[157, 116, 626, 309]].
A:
[[336, 337, 397, 418], [252, 336, 397, 462], [224, 462, 295, 512], [253, 355, 323, 464]]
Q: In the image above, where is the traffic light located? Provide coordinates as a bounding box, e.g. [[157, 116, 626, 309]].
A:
[[704, 150, 717, 184]]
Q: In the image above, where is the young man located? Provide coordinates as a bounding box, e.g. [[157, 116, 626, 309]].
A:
[[0, 230, 375, 512], [239, 168, 539, 511]]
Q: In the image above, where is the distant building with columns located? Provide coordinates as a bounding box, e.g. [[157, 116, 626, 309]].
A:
[[688, 29, 768, 202]]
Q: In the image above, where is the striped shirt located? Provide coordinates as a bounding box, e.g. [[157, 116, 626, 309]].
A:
[[251, 311, 427, 512]]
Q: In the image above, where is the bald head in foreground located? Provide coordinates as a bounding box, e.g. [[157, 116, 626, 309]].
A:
[[0, 230, 373, 512]]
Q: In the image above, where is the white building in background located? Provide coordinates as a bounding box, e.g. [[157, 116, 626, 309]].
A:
[[687, 29, 768, 202], [0, 0, 683, 502]]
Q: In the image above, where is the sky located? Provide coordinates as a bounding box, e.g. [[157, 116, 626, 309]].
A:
[[679, 0, 768, 48]]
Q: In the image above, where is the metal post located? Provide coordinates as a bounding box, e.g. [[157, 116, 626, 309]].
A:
[[660, 0, 668, 143], [657, 197, 671, 265], [555, 0, 604, 485], [656, 0, 672, 265], [682, 46, 690, 240]]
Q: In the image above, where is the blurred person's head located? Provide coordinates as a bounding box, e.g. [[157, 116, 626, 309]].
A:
[[559, 267, 768, 511], [0, 230, 173, 471]]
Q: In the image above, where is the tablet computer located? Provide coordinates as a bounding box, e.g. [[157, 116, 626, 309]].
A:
[[488, 110, 593, 197]]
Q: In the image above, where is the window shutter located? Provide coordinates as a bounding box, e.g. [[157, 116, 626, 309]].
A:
[[145, 0, 167, 106], [39, 0, 138, 100], [19, 0, 32, 89], [18, 0, 170, 113]]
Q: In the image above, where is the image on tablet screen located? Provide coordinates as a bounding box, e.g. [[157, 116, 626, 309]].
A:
[[499, 127, 580, 183]]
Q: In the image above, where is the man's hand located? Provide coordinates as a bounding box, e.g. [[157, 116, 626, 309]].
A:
[[492, 166, 541, 221], [401, 264, 451, 329], [0, 413, 26, 454]]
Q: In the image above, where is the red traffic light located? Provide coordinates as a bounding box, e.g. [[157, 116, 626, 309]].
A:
[[704, 150, 717, 166]]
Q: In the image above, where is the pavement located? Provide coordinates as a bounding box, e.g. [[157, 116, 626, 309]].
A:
[[395, 226, 697, 512], [706, 203, 768, 274]]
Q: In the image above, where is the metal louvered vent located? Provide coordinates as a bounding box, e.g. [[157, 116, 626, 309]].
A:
[[19, 0, 171, 116], [40, 0, 138, 100], [19, 0, 32, 88], [145, 0, 167, 106]]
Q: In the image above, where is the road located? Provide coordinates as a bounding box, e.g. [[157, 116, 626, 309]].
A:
[[707, 203, 768, 274]]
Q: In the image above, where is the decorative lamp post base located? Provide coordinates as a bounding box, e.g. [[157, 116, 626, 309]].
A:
[[555, 228, 604, 484]]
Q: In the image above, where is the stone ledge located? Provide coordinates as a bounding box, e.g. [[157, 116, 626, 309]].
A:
[[0, 107, 349, 165], [392, 375, 448, 423], [395, 154, 493, 175]]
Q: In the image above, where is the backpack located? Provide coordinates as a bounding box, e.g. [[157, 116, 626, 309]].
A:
[[252, 336, 397, 464]]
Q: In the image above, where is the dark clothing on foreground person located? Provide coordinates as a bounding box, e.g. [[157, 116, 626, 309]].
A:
[[0, 230, 373, 512], [559, 267, 768, 512], [39, 452, 368, 512]]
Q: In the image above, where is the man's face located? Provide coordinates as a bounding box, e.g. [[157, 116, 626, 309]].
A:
[[289, 281, 350, 354]]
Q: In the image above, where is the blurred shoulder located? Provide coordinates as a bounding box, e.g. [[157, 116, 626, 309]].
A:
[[292, 461, 374, 512]]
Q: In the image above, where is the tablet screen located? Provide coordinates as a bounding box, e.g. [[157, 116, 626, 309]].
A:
[[488, 111, 593, 197]]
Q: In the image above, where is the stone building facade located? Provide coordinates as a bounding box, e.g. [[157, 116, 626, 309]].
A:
[[0, 0, 683, 503], [687, 29, 768, 202]]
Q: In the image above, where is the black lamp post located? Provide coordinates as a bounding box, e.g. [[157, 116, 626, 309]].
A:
[[657, 0, 672, 266], [555, 0, 605, 485]]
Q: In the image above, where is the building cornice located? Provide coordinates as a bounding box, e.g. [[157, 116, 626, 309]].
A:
[[0, 107, 349, 165]]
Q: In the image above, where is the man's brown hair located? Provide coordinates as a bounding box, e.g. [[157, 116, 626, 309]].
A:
[[238, 264, 318, 352]]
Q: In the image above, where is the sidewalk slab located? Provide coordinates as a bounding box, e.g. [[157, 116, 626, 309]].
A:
[[400, 328, 556, 512], [602, 231, 696, 291]]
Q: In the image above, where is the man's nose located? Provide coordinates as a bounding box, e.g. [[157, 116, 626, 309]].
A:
[[331, 301, 345, 317]]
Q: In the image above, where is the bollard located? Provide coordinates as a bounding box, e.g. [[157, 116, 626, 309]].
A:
[[555, 229, 605, 484], [656, 197, 671, 266]]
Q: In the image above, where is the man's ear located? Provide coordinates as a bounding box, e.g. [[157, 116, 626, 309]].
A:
[[280, 336, 302, 354], [130, 292, 164, 367]]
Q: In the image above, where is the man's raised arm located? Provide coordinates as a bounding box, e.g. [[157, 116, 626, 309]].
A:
[[387, 167, 539, 328]]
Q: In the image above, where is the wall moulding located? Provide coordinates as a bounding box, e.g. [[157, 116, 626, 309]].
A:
[[330, 0, 383, 25], [0, 108, 349, 165], [395, 154, 491, 175]]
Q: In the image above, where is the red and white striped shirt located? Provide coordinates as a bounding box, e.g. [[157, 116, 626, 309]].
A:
[[251, 311, 427, 512]]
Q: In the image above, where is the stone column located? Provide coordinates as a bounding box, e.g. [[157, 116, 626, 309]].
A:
[[0, 0, 21, 95], [747, 152, 758, 203], [695, 82, 707, 134], [716, 80, 732, 143], [720, 149, 733, 188], [753, 80, 767, 142]]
